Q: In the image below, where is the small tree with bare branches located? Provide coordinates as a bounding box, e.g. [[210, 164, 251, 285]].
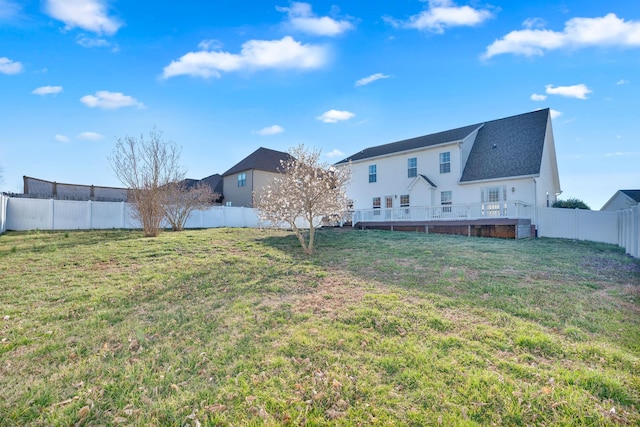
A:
[[255, 145, 350, 255], [163, 181, 217, 231], [109, 128, 184, 237]]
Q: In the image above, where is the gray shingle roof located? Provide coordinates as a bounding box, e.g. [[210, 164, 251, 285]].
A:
[[222, 147, 293, 176], [335, 123, 480, 165], [200, 173, 223, 195], [336, 109, 551, 183], [460, 109, 549, 182], [419, 174, 437, 187], [620, 190, 640, 203]]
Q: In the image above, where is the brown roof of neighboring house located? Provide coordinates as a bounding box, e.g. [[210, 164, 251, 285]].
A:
[[222, 147, 293, 176]]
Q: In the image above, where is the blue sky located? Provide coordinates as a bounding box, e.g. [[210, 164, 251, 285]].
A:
[[0, 0, 638, 210]]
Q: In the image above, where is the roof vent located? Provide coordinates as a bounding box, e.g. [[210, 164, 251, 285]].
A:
[[492, 144, 497, 149]]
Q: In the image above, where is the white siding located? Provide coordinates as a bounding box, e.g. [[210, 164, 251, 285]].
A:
[[341, 143, 461, 210]]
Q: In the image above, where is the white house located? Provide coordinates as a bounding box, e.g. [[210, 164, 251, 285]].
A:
[[335, 109, 561, 237], [601, 190, 640, 211]]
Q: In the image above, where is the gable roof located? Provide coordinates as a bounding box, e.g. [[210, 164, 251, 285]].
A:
[[222, 147, 293, 177], [460, 109, 549, 182], [620, 190, 640, 203], [335, 123, 480, 165], [335, 109, 551, 183], [199, 173, 223, 195]]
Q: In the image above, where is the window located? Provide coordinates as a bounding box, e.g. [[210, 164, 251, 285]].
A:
[[407, 157, 417, 178], [441, 190, 452, 213], [441, 191, 452, 205], [482, 186, 506, 203], [439, 152, 450, 174], [373, 197, 381, 215], [368, 165, 377, 183], [400, 194, 410, 207], [481, 186, 507, 217], [237, 172, 246, 187], [488, 187, 500, 202]]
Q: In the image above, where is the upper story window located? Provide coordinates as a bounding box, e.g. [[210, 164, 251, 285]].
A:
[[237, 172, 246, 187], [400, 194, 410, 207], [439, 152, 450, 174], [368, 165, 377, 183], [407, 157, 417, 178]]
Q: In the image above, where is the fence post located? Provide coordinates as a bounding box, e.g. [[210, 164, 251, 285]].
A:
[[50, 198, 55, 230], [87, 200, 93, 229], [631, 203, 640, 258]]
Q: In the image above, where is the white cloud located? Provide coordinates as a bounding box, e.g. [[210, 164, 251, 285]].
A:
[[522, 17, 546, 29], [317, 109, 355, 123], [44, 0, 122, 35], [355, 73, 390, 87], [80, 90, 145, 109], [325, 149, 345, 158], [549, 109, 562, 119], [0, 57, 23, 74], [277, 2, 353, 36], [54, 134, 70, 143], [386, 0, 493, 34], [77, 131, 104, 141], [32, 85, 63, 95], [530, 93, 547, 101], [616, 79, 629, 85], [254, 125, 284, 136], [162, 36, 328, 79], [545, 84, 592, 99], [76, 35, 115, 49], [483, 13, 640, 59], [0, 0, 21, 21], [198, 39, 223, 51]]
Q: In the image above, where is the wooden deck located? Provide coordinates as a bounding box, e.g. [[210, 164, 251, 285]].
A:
[[353, 218, 533, 239]]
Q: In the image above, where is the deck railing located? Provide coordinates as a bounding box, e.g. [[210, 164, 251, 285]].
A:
[[352, 201, 532, 224]]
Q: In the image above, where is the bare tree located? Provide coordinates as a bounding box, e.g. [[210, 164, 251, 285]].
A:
[[109, 128, 184, 237], [163, 181, 217, 231], [255, 144, 350, 255]]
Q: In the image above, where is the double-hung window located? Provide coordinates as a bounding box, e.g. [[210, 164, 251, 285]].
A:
[[237, 172, 246, 187], [407, 157, 417, 178], [439, 152, 450, 174], [400, 195, 410, 207], [368, 165, 377, 183]]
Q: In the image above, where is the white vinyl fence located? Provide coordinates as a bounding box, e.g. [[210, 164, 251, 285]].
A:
[[1, 196, 638, 258], [536, 205, 639, 258], [2, 197, 263, 231], [0, 194, 8, 233]]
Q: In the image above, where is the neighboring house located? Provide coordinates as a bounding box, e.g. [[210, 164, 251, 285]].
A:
[[221, 147, 293, 207], [22, 176, 130, 202], [601, 190, 640, 211], [335, 109, 561, 237], [182, 173, 224, 204]]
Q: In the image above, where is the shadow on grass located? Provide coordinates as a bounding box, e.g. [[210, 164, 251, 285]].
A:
[[0, 229, 146, 257]]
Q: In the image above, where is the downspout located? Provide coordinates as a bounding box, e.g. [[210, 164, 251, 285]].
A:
[[251, 169, 255, 207], [533, 177, 538, 237]]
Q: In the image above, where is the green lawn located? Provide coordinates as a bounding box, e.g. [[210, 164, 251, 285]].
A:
[[0, 228, 638, 426]]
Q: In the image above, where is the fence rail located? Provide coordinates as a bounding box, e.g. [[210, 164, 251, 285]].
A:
[[353, 201, 532, 224], [2, 197, 263, 231]]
